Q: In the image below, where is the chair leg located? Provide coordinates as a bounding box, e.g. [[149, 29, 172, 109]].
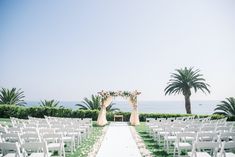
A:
[[178, 148, 180, 157], [173, 147, 176, 157], [63, 147, 65, 157]]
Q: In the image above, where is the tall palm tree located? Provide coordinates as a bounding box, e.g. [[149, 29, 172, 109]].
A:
[[164, 67, 210, 114], [0, 88, 26, 106], [214, 97, 235, 116], [76, 95, 120, 112], [39, 100, 63, 108]]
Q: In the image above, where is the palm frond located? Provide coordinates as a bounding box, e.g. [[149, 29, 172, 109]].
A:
[[164, 67, 210, 96], [214, 97, 235, 116], [39, 99, 60, 108], [0, 88, 26, 106], [76, 95, 120, 111]]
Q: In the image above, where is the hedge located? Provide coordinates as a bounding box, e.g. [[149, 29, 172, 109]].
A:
[[0, 104, 227, 121]]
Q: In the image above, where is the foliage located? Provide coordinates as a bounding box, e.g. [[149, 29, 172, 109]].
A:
[[76, 95, 120, 112], [76, 95, 100, 110], [98, 90, 141, 103], [0, 88, 26, 106], [0, 105, 226, 121], [214, 97, 235, 116], [39, 99, 63, 108], [165, 67, 210, 114]]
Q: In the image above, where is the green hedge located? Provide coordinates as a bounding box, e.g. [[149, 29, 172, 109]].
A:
[[0, 104, 227, 121]]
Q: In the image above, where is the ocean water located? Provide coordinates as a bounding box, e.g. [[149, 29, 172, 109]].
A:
[[26, 100, 219, 115]]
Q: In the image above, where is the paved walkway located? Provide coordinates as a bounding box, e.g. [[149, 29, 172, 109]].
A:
[[96, 122, 141, 157]]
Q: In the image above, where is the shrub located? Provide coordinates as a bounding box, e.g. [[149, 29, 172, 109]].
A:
[[0, 104, 226, 121]]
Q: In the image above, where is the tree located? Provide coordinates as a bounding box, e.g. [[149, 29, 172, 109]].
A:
[[214, 97, 235, 116], [76, 95, 120, 112], [164, 67, 210, 114], [0, 88, 26, 106], [39, 100, 63, 108]]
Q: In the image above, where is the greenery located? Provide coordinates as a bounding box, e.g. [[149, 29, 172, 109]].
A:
[[214, 97, 235, 116], [40, 99, 63, 108], [0, 88, 26, 106], [0, 118, 11, 126], [165, 67, 210, 114], [0, 105, 226, 121], [76, 95, 120, 112], [98, 90, 141, 103]]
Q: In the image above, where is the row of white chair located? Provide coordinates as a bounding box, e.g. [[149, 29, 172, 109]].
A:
[[0, 116, 93, 157], [146, 117, 235, 157], [0, 141, 51, 157], [187, 141, 235, 157]]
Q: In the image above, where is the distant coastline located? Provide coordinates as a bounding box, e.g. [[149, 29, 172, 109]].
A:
[[25, 100, 219, 115]]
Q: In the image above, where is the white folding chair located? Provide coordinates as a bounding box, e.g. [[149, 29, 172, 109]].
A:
[[21, 132, 41, 143], [197, 132, 218, 142], [1, 133, 22, 144], [0, 142, 22, 157], [55, 128, 75, 152], [173, 132, 196, 157], [21, 141, 51, 157], [38, 128, 55, 135], [216, 126, 232, 133], [188, 141, 220, 157], [42, 133, 65, 157], [219, 132, 235, 142], [7, 127, 22, 134], [164, 127, 183, 151], [22, 128, 38, 134], [218, 141, 235, 157], [0, 126, 8, 134]]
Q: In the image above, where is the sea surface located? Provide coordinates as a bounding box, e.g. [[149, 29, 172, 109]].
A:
[[26, 100, 220, 115]]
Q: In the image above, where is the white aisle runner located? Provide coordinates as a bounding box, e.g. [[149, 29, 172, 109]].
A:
[[96, 122, 142, 157]]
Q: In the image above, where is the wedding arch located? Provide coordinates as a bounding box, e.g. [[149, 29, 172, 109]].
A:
[[96, 90, 141, 126]]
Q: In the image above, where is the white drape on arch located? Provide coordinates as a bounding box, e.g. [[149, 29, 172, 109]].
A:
[[97, 96, 113, 126], [128, 97, 140, 125]]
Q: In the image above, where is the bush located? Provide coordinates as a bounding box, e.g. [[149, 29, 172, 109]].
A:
[[0, 104, 226, 121]]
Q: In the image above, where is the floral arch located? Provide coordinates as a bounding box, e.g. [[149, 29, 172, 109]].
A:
[[96, 90, 141, 126]]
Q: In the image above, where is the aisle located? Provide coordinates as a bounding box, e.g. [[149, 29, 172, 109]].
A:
[[96, 122, 141, 157]]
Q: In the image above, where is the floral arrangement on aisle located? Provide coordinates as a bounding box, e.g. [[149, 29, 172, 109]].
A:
[[98, 90, 141, 103]]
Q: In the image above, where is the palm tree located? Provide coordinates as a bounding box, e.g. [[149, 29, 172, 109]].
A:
[[107, 103, 120, 112], [164, 67, 210, 114], [0, 88, 26, 106], [214, 97, 235, 116], [76, 95, 120, 112], [39, 100, 63, 108]]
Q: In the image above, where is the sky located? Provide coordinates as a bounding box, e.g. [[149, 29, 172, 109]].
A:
[[0, 0, 235, 101]]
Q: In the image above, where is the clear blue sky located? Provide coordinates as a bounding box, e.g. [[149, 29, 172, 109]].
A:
[[1, 0, 235, 101]]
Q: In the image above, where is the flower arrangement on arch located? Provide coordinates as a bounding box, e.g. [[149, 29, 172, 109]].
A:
[[98, 90, 141, 103]]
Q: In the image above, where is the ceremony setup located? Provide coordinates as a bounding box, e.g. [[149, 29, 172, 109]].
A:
[[97, 90, 141, 126], [1, 91, 235, 157], [1, 0, 235, 157]]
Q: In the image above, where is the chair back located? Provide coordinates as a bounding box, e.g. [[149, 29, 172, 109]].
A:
[[0, 142, 22, 157]]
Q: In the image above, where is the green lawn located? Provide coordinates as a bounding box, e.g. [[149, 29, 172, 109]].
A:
[[0, 118, 11, 126], [135, 122, 172, 157]]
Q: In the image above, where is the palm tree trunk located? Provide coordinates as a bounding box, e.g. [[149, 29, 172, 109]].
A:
[[184, 96, 191, 114]]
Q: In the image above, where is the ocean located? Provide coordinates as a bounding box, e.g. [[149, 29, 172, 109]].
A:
[[26, 100, 220, 115]]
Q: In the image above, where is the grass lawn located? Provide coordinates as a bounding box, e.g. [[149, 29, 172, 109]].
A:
[[0, 118, 11, 126], [135, 122, 173, 157]]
